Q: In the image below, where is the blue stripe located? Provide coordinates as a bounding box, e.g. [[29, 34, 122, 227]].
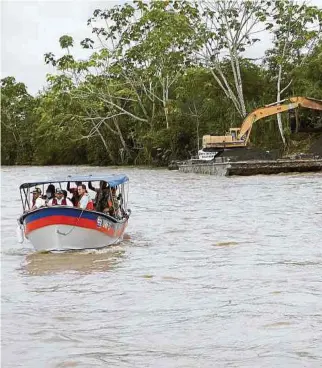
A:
[[24, 207, 98, 224]]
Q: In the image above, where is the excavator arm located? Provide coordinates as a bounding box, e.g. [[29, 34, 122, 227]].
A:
[[238, 97, 322, 143]]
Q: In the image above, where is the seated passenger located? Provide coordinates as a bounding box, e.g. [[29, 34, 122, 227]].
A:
[[103, 187, 121, 217], [77, 184, 94, 210], [67, 181, 82, 207], [31, 188, 45, 210], [89, 181, 110, 212], [48, 188, 73, 206], [44, 184, 55, 204]]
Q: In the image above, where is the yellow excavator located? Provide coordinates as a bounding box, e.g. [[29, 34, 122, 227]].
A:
[[200, 96, 322, 160]]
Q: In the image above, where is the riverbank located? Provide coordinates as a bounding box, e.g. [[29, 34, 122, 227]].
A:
[[2, 133, 321, 168]]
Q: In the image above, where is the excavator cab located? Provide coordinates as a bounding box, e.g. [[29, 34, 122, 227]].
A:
[[228, 128, 241, 141], [202, 127, 245, 149]]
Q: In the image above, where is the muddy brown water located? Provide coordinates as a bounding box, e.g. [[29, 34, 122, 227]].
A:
[[1, 166, 322, 367]]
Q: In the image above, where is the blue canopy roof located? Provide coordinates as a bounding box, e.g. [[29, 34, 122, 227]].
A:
[[19, 174, 129, 189]]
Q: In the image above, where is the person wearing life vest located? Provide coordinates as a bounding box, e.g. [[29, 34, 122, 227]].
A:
[[77, 184, 94, 210], [48, 188, 73, 207], [31, 187, 45, 210], [103, 186, 120, 217]]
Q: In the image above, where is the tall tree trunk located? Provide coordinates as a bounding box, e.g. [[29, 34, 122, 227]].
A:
[[233, 51, 247, 117], [112, 116, 131, 163], [90, 121, 114, 162], [277, 64, 286, 145], [162, 77, 170, 129]]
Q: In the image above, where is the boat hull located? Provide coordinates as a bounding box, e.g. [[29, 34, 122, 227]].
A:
[[20, 207, 128, 251]]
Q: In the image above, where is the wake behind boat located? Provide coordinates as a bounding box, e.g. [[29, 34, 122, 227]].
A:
[[17, 174, 131, 251]]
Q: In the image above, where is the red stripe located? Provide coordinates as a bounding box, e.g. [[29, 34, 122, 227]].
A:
[[25, 215, 127, 238]]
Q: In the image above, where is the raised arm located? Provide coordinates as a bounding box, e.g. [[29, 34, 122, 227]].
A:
[[67, 181, 72, 193], [88, 181, 99, 193]]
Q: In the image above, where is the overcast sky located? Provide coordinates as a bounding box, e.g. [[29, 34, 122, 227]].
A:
[[1, 0, 322, 95]]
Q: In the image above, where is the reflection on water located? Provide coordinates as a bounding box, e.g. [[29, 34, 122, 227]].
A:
[[22, 247, 126, 276], [2, 167, 322, 368]]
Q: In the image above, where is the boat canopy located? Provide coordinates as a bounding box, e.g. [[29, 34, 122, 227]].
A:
[[19, 174, 129, 190]]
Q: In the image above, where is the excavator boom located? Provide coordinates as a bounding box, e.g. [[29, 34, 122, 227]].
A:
[[238, 97, 322, 140]]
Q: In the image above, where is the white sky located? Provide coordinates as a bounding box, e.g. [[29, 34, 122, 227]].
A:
[[1, 0, 322, 95]]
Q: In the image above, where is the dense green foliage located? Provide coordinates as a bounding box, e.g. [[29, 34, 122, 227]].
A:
[[1, 0, 322, 165]]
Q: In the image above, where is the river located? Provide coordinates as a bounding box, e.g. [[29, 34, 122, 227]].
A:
[[1, 166, 322, 367]]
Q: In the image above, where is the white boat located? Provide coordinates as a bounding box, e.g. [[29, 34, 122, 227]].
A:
[[17, 174, 131, 251]]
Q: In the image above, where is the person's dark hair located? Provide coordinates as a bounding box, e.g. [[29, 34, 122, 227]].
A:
[[78, 184, 87, 190], [100, 181, 108, 189], [75, 181, 82, 186], [62, 190, 67, 198], [47, 184, 55, 193]]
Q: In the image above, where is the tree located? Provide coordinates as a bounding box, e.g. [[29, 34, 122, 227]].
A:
[[32, 79, 89, 165], [87, 0, 204, 130], [4, 0, 320, 166], [292, 40, 322, 97], [1, 77, 35, 164], [265, 0, 322, 143], [43, 1, 205, 163], [199, 0, 270, 118], [45, 39, 135, 164]]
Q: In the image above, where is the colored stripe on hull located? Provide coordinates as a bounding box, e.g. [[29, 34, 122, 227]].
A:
[[24, 207, 99, 223], [24, 208, 127, 238]]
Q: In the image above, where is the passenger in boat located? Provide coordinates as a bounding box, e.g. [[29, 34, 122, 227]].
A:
[[31, 188, 46, 210], [43, 184, 55, 204], [48, 188, 73, 207], [104, 186, 121, 217], [77, 184, 94, 210], [62, 189, 68, 199], [89, 181, 110, 212], [97, 187, 111, 213], [67, 181, 82, 207]]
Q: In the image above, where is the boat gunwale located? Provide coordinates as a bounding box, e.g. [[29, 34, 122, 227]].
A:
[[19, 206, 128, 225]]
